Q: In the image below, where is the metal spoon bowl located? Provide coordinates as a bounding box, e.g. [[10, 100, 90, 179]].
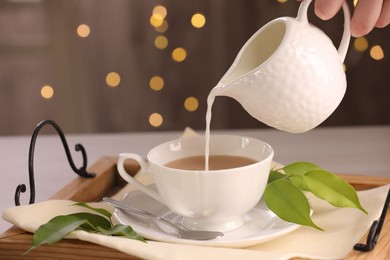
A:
[[103, 197, 224, 240]]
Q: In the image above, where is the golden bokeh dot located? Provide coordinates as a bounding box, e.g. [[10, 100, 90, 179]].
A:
[[191, 13, 206, 28], [154, 35, 168, 50], [149, 76, 164, 91], [172, 47, 187, 62], [353, 37, 368, 52], [41, 85, 54, 99], [184, 96, 199, 112], [154, 20, 168, 33], [277, 0, 288, 3], [353, 0, 359, 7], [149, 113, 163, 127], [370, 45, 384, 60], [343, 63, 347, 72], [106, 72, 121, 87], [77, 24, 90, 38], [150, 14, 164, 27], [153, 5, 167, 19]]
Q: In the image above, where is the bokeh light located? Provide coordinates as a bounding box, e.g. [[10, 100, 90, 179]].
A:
[[106, 72, 121, 87], [150, 14, 164, 27], [153, 5, 167, 19], [184, 97, 199, 112], [191, 13, 206, 28], [149, 113, 163, 127], [77, 24, 90, 38], [41, 85, 54, 99], [370, 45, 384, 60], [154, 20, 168, 33], [277, 0, 288, 3], [172, 47, 187, 62], [149, 76, 164, 91], [154, 35, 168, 49], [353, 37, 368, 52]]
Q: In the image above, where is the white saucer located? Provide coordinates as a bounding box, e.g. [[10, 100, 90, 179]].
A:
[[113, 185, 301, 248]]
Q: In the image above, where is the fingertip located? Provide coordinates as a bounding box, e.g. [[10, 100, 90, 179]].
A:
[[375, 17, 390, 28], [350, 22, 372, 37], [350, 0, 384, 37], [314, 1, 333, 20], [351, 31, 364, 38], [376, 0, 390, 28], [314, 8, 331, 21], [314, 0, 345, 21]]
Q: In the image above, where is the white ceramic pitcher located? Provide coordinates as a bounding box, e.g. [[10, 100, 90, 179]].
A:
[[211, 0, 351, 133]]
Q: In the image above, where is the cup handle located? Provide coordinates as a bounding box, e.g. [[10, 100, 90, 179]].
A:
[[297, 0, 351, 62], [117, 153, 164, 204]]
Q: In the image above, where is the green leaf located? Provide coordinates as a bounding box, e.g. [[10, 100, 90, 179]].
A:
[[281, 162, 320, 191], [288, 174, 310, 191], [268, 170, 286, 183], [264, 179, 322, 230], [25, 215, 87, 254], [74, 202, 112, 219], [25, 202, 146, 255], [283, 162, 321, 176], [97, 224, 146, 242], [303, 170, 367, 213], [68, 213, 112, 231]]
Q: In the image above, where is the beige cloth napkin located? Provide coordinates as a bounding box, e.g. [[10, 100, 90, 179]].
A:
[[2, 171, 389, 260]]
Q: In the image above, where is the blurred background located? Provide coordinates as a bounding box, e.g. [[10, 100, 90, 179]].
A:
[[0, 0, 389, 135]]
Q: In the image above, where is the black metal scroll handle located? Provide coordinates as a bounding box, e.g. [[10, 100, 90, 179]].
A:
[[354, 187, 390, 252], [14, 120, 95, 206]]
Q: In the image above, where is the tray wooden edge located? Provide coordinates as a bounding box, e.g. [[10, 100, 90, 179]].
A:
[[0, 156, 141, 259], [1, 157, 389, 259]]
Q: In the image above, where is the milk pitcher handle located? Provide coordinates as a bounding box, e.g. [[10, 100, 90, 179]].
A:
[[117, 153, 164, 204], [297, 0, 351, 61]]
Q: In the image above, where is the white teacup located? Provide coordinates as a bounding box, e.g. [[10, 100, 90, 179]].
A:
[[117, 135, 274, 232]]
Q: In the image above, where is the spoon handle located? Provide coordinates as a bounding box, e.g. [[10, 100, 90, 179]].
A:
[[103, 197, 179, 231]]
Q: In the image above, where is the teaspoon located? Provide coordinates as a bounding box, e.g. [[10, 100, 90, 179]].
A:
[[103, 197, 224, 240]]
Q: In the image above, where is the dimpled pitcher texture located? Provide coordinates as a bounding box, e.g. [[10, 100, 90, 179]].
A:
[[213, 0, 350, 133]]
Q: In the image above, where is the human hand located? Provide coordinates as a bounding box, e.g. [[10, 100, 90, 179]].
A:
[[313, 0, 390, 37]]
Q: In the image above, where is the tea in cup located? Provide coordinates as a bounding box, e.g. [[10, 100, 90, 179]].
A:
[[117, 134, 274, 232]]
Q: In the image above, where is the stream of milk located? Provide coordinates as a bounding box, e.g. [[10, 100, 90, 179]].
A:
[[205, 84, 223, 171]]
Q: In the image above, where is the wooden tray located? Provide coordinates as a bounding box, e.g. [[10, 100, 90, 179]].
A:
[[0, 156, 389, 259]]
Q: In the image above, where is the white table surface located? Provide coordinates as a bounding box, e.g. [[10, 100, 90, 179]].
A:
[[1, 126, 390, 234]]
